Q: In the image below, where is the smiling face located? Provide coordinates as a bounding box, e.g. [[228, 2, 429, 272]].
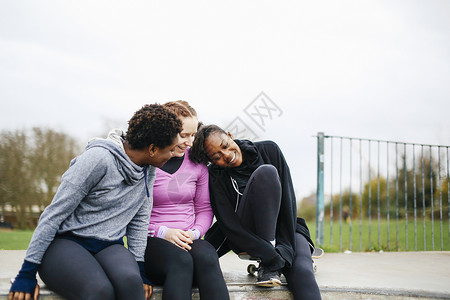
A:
[[204, 132, 243, 168], [173, 116, 198, 157]]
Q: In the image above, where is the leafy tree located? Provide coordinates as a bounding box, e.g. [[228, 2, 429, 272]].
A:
[[0, 130, 37, 228], [433, 166, 450, 219], [0, 128, 80, 229], [395, 153, 440, 218], [327, 190, 360, 222], [319, 151, 444, 222], [29, 127, 79, 209]]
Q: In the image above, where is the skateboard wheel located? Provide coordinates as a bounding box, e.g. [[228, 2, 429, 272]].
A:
[[247, 264, 257, 275]]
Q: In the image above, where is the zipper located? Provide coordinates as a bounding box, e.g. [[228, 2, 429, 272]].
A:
[[215, 176, 242, 253]]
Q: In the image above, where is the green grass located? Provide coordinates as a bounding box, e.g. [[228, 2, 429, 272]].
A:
[[0, 230, 128, 250], [1, 220, 449, 252], [0, 230, 34, 250], [307, 218, 450, 252]]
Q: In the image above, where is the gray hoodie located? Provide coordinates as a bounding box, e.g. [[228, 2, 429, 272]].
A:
[[25, 129, 154, 264]]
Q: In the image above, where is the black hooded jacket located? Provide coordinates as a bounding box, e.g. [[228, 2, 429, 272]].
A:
[[204, 139, 313, 271]]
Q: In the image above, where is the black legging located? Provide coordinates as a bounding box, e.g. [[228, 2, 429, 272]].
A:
[[237, 164, 322, 300], [145, 237, 229, 300], [39, 238, 145, 300], [237, 164, 281, 245], [283, 233, 322, 300]]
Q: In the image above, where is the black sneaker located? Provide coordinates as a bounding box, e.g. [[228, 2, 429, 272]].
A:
[[256, 265, 282, 287]]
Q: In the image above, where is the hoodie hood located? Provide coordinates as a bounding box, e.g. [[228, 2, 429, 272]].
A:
[[86, 129, 145, 185], [231, 139, 264, 176]]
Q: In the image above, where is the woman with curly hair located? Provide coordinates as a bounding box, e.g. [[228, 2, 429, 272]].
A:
[[144, 101, 229, 300], [9, 104, 182, 300], [189, 124, 321, 300]]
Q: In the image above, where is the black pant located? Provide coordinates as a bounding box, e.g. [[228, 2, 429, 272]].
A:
[[236, 165, 281, 242], [237, 164, 322, 300], [145, 237, 229, 300], [283, 233, 322, 300], [237, 164, 281, 246], [39, 238, 145, 300]]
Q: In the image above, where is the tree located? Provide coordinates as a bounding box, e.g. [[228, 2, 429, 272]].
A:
[[0, 130, 37, 228], [29, 127, 79, 209], [0, 128, 80, 229], [327, 190, 360, 222], [360, 176, 388, 219], [396, 153, 439, 218]]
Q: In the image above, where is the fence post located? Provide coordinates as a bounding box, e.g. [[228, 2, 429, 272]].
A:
[[316, 132, 325, 246]]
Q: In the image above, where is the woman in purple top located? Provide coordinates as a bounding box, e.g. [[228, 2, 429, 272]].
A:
[[144, 101, 229, 300]]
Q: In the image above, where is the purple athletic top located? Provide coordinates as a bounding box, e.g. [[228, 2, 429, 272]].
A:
[[148, 150, 213, 239]]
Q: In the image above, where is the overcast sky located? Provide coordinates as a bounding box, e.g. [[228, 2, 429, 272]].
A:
[[1, 0, 450, 199]]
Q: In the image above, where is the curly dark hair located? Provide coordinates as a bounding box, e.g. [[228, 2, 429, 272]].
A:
[[189, 124, 226, 165], [126, 104, 182, 150]]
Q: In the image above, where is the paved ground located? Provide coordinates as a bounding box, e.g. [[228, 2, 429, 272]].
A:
[[1, 250, 450, 299], [221, 251, 450, 299]]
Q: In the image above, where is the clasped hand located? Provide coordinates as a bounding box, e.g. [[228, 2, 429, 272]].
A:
[[164, 228, 194, 251]]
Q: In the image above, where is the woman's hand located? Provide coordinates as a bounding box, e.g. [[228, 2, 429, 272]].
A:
[[9, 284, 39, 300], [143, 283, 152, 300], [164, 228, 193, 251], [186, 230, 195, 241]]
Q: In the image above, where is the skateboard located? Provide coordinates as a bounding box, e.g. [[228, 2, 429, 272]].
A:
[[311, 247, 324, 273], [238, 252, 260, 275], [239, 247, 324, 275], [312, 247, 324, 259]]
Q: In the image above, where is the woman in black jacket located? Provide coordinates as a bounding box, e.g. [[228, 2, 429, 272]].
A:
[[189, 124, 321, 300]]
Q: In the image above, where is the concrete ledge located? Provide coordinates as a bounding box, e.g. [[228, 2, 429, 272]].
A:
[[2, 250, 450, 299]]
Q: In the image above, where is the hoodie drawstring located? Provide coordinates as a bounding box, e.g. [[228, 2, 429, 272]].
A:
[[143, 166, 150, 198]]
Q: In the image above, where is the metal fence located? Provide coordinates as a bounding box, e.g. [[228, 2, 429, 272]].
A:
[[315, 132, 450, 252]]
